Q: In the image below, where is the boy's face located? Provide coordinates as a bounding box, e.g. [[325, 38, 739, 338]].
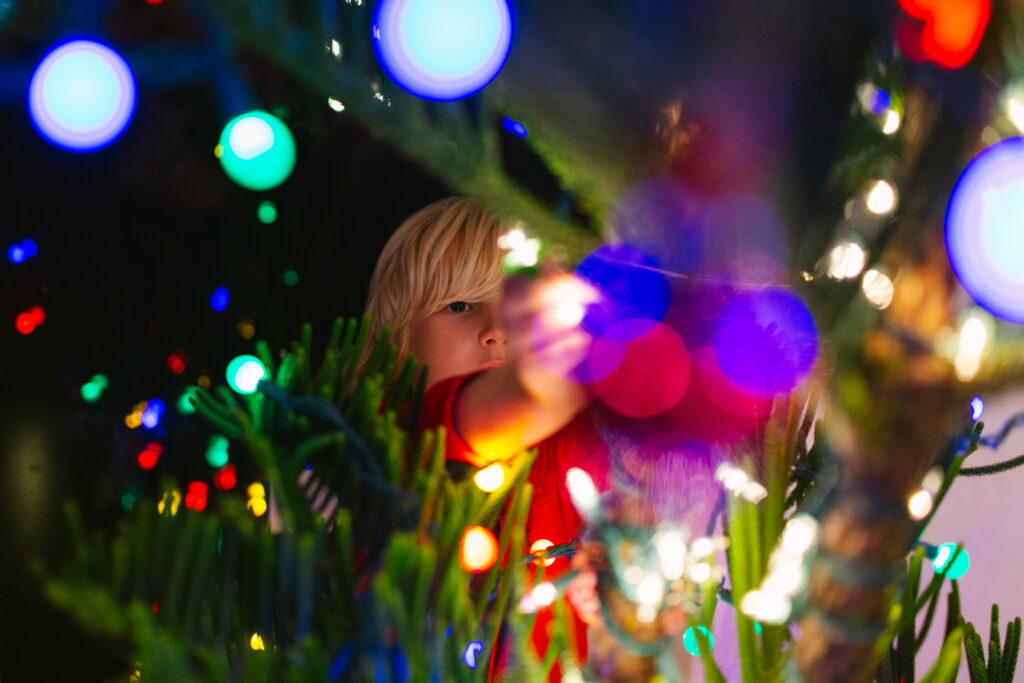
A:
[[409, 295, 507, 389]]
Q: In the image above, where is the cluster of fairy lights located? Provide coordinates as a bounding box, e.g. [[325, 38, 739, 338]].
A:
[[741, 515, 819, 625]]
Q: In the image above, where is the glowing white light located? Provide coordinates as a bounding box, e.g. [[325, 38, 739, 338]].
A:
[[866, 180, 897, 215], [781, 516, 817, 556], [474, 463, 505, 492], [329, 39, 341, 57], [763, 564, 803, 597], [529, 539, 555, 567], [656, 530, 687, 581], [233, 360, 267, 393], [623, 565, 644, 585], [327, 97, 345, 112], [862, 269, 895, 309], [955, 352, 981, 381], [229, 117, 275, 160], [827, 242, 867, 280], [636, 573, 664, 606], [959, 317, 988, 358], [691, 537, 713, 559], [740, 589, 792, 624], [503, 237, 541, 268], [923, 467, 944, 493], [504, 228, 526, 250], [519, 594, 537, 613], [721, 468, 749, 492], [740, 482, 768, 504], [882, 109, 901, 135], [970, 396, 985, 421], [565, 468, 599, 520], [908, 489, 934, 520], [561, 669, 584, 683], [531, 582, 557, 607], [689, 562, 712, 583], [1009, 97, 1024, 134]]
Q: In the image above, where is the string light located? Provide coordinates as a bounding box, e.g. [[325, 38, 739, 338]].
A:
[[226, 355, 266, 394], [140, 399, 165, 430], [462, 641, 483, 669], [137, 442, 162, 470], [247, 482, 268, 517], [217, 111, 296, 191], [971, 396, 985, 421], [565, 468, 599, 521], [907, 489, 933, 520], [862, 269, 895, 309], [177, 386, 199, 414], [866, 180, 897, 215], [257, 201, 277, 224], [205, 435, 230, 467], [827, 242, 867, 280], [740, 589, 792, 625], [327, 97, 345, 112], [882, 109, 901, 135], [213, 463, 237, 491], [81, 374, 109, 403], [682, 626, 715, 657], [954, 313, 989, 381], [184, 481, 209, 512], [158, 488, 181, 516], [250, 633, 265, 650], [1009, 97, 1024, 133], [655, 530, 687, 581], [502, 116, 528, 137], [459, 525, 498, 573], [530, 581, 557, 608], [933, 543, 970, 579], [529, 539, 555, 568], [473, 463, 505, 492], [210, 286, 230, 312], [689, 562, 712, 583]]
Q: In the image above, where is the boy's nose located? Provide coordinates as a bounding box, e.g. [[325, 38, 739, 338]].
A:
[[479, 301, 507, 351]]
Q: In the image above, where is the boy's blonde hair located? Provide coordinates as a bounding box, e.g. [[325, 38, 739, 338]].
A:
[[365, 197, 508, 369]]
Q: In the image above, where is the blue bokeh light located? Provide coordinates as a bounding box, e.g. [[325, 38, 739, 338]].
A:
[[502, 116, 528, 137], [21, 238, 37, 258], [210, 286, 230, 312], [946, 138, 1024, 324], [8, 244, 26, 264], [970, 396, 984, 421], [462, 641, 483, 669], [373, 0, 513, 101], [576, 244, 670, 341], [141, 399, 166, 430], [28, 39, 136, 152], [713, 288, 819, 397]]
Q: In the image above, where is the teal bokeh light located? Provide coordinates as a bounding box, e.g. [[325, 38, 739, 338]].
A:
[[933, 543, 970, 579], [226, 355, 266, 394], [682, 625, 715, 656], [217, 111, 296, 191]]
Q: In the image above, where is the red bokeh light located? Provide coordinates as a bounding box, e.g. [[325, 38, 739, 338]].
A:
[[137, 446, 160, 470], [896, 0, 990, 69], [15, 313, 35, 335], [28, 306, 45, 324], [167, 348, 188, 375], [213, 463, 238, 491], [593, 322, 691, 418], [185, 480, 209, 511]]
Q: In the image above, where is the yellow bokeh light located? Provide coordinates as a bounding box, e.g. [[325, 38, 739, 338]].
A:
[[529, 539, 555, 567], [158, 489, 181, 516], [862, 269, 895, 309], [214, 145, 223, 158], [250, 633, 265, 650], [1008, 97, 1024, 134], [866, 180, 897, 215], [247, 482, 266, 499], [459, 525, 499, 573], [907, 489, 934, 521], [237, 321, 255, 340], [248, 497, 268, 517], [197, 374, 211, 389], [474, 463, 505, 492]]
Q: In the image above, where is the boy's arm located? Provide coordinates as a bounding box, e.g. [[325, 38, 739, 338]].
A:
[[454, 272, 593, 461]]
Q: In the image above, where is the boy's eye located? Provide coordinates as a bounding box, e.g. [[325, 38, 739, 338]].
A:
[[445, 301, 470, 313]]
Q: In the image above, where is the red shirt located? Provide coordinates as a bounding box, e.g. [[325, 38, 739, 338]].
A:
[[418, 372, 610, 679]]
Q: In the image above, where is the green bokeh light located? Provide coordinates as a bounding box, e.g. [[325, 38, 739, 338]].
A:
[[933, 543, 970, 579], [226, 354, 266, 394], [217, 110, 296, 191], [178, 386, 199, 414], [81, 382, 101, 403], [205, 434, 230, 468], [257, 200, 277, 224], [283, 268, 299, 287]]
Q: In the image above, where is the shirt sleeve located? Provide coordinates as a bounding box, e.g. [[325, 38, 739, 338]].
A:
[[416, 372, 489, 467]]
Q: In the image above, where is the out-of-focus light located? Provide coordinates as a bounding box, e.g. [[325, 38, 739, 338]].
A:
[[739, 482, 768, 504], [372, 0, 513, 101], [713, 288, 818, 397], [474, 463, 505, 492], [866, 180, 897, 215], [531, 581, 557, 607], [226, 355, 266, 394], [862, 269, 895, 309], [827, 242, 867, 280], [8, 244, 26, 264], [462, 641, 483, 669], [177, 386, 198, 414], [257, 200, 277, 224], [954, 352, 981, 382], [248, 496, 268, 517], [636, 573, 664, 606], [28, 40, 136, 152], [326, 96, 346, 112], [576, 244, 671, 336], [689, 562, 712, 583], [908, 489, 934, 520], [565, 467, 599, 520], [763, 564, 803, 596], [218, 110, 296, 190], [781, 516, 818, 555], [933, 543, 970, 579], [185, 480, 209, 512], [15, 312, 35, 334], [1009, 98, 1024, 133], [210, 286, 230, 312], [502, 116, 528, 137], [503, 237, 541, 269], [329, 39, 341, 57], [959, 316, 988, 358], [540, 278, 591, 329], [882, 109, 901, 135], [690, 537, 713, 559], [529, 539, 555, 567], [716, 464, 748, 491], [214, 463, 237, 490], [682, 626, 714, 657], [158, 488, 181, 516], [205, 434, 230, 468], [137, 442, 162, 470], [197, 374, 211, 389], [945, 138, 1024, 323], [895, 0, 990, 70], [248, 482, 266, 499], [459, 525, 498, 573], [593, 322, 690, 418], [21, 238, 38, 258], [283, 268, 300, 287], [167, 348, 188, 375], [141, 399, 165, 430], [250, 633, 265, 650], [81, 375, 108, 403], [623, 565, 644, 584], [970, 396, 984, 420], [655, 530, 686, 581], [237, 321, 256, 340], [497, 227, 526, 250], [740, 589, 792, 625]]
